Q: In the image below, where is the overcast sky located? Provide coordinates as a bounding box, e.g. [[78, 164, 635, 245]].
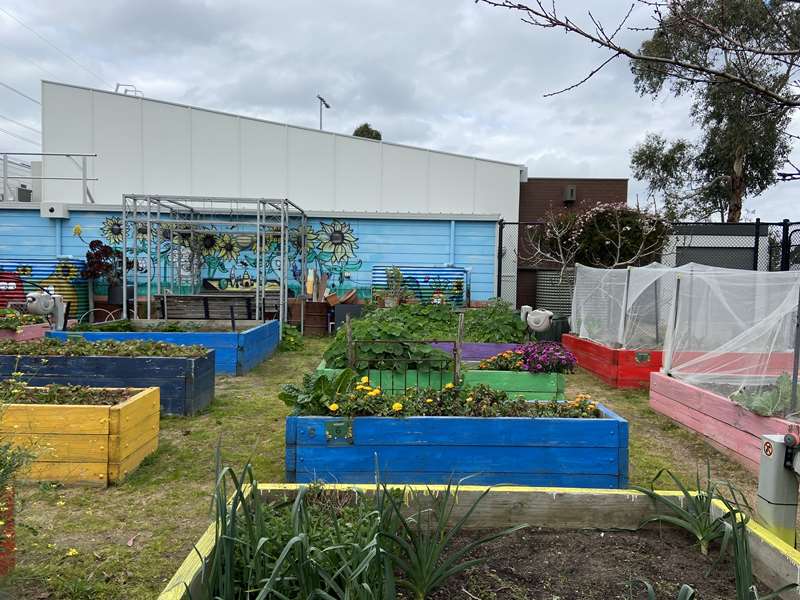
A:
[[0, 0, 797, 221]]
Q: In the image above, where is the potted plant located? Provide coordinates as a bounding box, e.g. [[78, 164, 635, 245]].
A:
[[81, 240, 131, 305]]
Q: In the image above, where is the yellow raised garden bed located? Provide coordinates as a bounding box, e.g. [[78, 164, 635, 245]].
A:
[[0, 387, 160, 486]]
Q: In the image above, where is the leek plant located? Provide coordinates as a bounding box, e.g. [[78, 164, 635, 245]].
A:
[[188, 462, 526, 600], [634, 463, 729, 555], [635, 581, 696, 599]]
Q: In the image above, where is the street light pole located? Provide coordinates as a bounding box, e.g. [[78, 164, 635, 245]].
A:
[[317, 94, 330, 130]]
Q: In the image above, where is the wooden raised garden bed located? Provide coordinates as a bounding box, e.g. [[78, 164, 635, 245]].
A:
[[0, 351, 214, 416], [48, 320, 279, 376], [0, 387, 160, 486], [158, 484, 800, 600], [285, 404, 628, 488], [650, 372, 798, 473], [562, 333, 662, 388], [0, 322, 52, 342], [315, 360, 564, 399]]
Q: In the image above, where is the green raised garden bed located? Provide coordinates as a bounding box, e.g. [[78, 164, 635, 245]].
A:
[[462, 370, 565, 400], [315, 361, 564, 399]]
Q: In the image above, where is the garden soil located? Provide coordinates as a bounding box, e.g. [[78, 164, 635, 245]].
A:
[[431, 526, 741, 600]]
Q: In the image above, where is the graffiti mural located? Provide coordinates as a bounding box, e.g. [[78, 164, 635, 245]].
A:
[[82, 216, 365, 296], [0, 260, 87, 315]]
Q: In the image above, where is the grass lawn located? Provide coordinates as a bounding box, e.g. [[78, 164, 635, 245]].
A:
[[2, 343, 758, 600]]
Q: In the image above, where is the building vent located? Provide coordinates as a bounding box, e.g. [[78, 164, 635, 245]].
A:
[[564, 185, 577, 203]]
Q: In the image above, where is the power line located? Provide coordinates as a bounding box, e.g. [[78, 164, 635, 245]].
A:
[[0, 6, 112, 89], [0, 41, 61, 80], [0, 125, 39, 146], [0, 80, 39, 104], [0, 113, 39, 134]]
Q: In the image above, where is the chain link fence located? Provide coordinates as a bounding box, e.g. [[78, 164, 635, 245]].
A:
[[497, 219, 800, 314]]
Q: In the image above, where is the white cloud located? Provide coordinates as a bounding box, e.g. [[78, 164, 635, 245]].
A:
[[0, 0, 796, 220]]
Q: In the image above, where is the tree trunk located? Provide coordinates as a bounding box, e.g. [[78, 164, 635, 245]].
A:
[[727, 147, 745, 223]]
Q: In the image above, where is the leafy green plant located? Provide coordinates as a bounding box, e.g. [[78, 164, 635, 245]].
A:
[[634, 463, 729, 556], [379, 481, 527, 600], [279, 369, 359, 415], [732, 373, 792, 417], [278, 324, 304, 352], [0, 338, 208, 358], [635, 580, 696, 599], [463, 299, 527, 343], [70, 319, 199, 332], [0, 309, 45, 331]]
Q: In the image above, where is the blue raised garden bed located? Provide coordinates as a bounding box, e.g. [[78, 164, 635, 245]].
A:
[[0, 351, 215, 416], [285, 404, 628, 488], [47, 320, 279, 376]]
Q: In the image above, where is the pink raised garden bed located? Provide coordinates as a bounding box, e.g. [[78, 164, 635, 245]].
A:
[[649, 371, 799, 473], [0, 322, 52, 342]]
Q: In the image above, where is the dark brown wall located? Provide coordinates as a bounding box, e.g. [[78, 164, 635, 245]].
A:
[[519, 178, 628, 221]]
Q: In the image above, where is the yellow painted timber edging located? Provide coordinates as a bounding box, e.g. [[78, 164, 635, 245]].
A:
[[2, 387, 160, 486], [163, 484, 800, 600]]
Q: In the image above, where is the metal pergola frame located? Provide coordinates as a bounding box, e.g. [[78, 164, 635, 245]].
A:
[[121, 194, 307, 337]]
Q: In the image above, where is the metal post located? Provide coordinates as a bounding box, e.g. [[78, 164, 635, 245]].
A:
[[146, 195, 152, 320], [618, 266, 632, 348], [454, 312, 465, 384], [300, 213, 307, 335], [2, 154, 7, 202], [791, 281, 800, 414], [255, 201, 262, 320], [654, 277, 660, 347], [753, 218, 761, 271], [122, 195, 128, 319], [346, 314, 354, 368], [782, 219, 791, 271], [132, 197, 139, 320], [496, 219, 504, 298], [662, 275, 681, 374], [81, 157, 87, 205]]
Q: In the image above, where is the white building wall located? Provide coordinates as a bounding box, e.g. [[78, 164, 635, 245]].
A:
[[41, 81, 524, 219]]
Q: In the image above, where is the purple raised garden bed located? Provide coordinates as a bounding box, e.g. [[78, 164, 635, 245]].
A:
[[430, 342, 519, 362]]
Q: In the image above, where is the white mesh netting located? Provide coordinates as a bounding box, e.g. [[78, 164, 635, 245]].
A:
[[571, 263, 721, 350], [663, 269, 800, 418]]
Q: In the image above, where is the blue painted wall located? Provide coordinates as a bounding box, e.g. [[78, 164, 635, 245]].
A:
[[0, 208, 498, 303]]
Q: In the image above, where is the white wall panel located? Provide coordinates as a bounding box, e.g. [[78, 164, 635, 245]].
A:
[[287, 127, 334, 210], [191, 110, 239, 197], [93, 93, 142, 200], [429, 153, 475, 214], [41, 82, 521, 219], [42, 83, 94, 203], [143, 101, 191, 195], [381, 144, 428, 212], [334, 136, 380, 212], [240, 120, 287, 198]]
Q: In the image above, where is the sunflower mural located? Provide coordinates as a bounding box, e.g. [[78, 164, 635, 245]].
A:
[[100, 216, 126, 245], [317, 221, 358, 263]]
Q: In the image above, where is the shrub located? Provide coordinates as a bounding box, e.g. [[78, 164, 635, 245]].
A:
[[278, 324, 304, 351]]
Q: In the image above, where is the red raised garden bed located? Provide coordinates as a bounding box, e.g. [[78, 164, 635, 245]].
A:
[[562, 334, 662, 389], [649, 372, 799, 473]]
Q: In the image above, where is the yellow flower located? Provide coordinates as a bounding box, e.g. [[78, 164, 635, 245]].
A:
[[360, 376, 369, 384], [368, 389, 381, 397], [65, 548, 79, 557], [392, 402, 403, 412], [55, 500, 65, 507], [466, 396, 474, 403], [72, 224, 82, 237], [328, 403, 339, 412], [444, 383, 454, 390], [425, 398, 433, 403]]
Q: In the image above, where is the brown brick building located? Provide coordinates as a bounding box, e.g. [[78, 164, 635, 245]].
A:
[[519, 177, 628, 221], [513, 178, 628, 310]]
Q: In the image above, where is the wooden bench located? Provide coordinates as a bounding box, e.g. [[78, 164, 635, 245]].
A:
[[157, 294, 280, 320]]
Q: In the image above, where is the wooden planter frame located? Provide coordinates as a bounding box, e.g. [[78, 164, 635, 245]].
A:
[[158, 484, 800, 600], [48, 320, 279, 376], [562, 334, 662, 388], [286, 404, 628, 488], [0, 387, 160, 486], [0, 351, 214, 416], [650, 372, 799, 473]]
